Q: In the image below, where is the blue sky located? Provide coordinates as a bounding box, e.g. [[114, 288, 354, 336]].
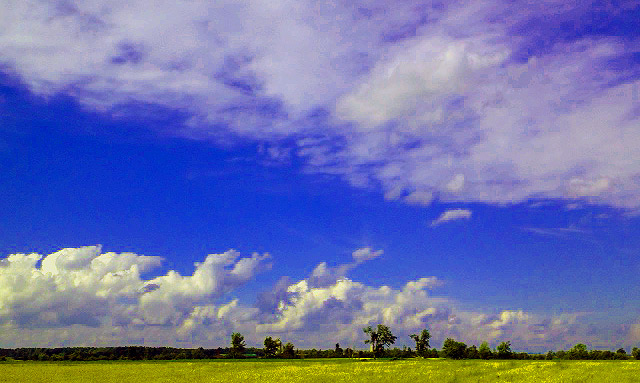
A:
[[1, 0, 639, 351]]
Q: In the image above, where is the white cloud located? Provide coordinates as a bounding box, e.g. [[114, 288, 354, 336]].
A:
[[0, 0, 430, 137], [0, 245, 162, 327], [138, 250, 271, 325], [1, 1, 639, 208], [0, 245, 626, 350], [431, 209, 473, 227], [0, 246, 269, 332], [254, 259, 590, 350], [300, 247, 384, 289], [522, 225, 589, 238], [351, 247, 383, 263], [325, 33, 640, 208]]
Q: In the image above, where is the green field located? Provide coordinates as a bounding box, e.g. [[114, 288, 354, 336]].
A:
[[2, 359, 639, 383]]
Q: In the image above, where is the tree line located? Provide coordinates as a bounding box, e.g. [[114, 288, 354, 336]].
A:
[[2, 325, 639, 361], [359, 325, 640, 361]]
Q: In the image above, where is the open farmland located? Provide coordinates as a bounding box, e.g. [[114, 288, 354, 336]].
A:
[[1, 359, 639, 383]]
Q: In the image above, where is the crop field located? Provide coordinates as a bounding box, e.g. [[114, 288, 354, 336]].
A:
[[1, 359, 639, 383]]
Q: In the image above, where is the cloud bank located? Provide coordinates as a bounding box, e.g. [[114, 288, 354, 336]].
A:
[[0, 246, 270, 332], [1, 1, 639, 208], [0, 246, 630, 350]]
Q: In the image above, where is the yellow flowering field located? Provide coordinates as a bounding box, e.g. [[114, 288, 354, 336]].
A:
[[1, 358, 639, 383]]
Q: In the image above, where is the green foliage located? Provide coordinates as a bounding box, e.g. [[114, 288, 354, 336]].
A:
[[230, 332, 246, 358], [442, 338, 467, 359], [409, 329, 431, 357], [569, 343, 588, 360], [0, 341, 635, 362], [466, 345, 479, 359], [344, 348, 354, 358], [334, 343, 343, 357], [497, 341, 513, 359], [263, 336, 279, 358], [281, 342, 296, 359], [363, 325, 378, 353], [479, 342, 493, 359], [363, 324, 397, 358]]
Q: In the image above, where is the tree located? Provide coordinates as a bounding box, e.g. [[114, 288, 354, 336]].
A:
[[569, 343, 588, 359], [466, 345, 479, 359], [230, 332, 246, 358], [282, 342, 296, 359], [442, 338, 467, 359], [263, 336, 279, 358], [496, 341, 512, 359], [334, 343, 343, 357], [363, 326, 378, 356], [344, 347, 354, 358], [632, 347, 640, 360], [409, 329, 431, 357], [193, 347, 206, 359], [479, 342, 492, 359], [364, 324, 397, 358]]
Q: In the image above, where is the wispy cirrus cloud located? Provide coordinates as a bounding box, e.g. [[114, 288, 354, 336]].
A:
[[522, 225, 590, 238], [431, 209, 473, 227], [1, 1, 639, 209]]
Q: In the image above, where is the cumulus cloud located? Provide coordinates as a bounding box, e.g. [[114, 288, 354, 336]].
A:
[[256, 269, 455, 345], [254, 259, 589, 350], [0, 245, 624, 350], [304, 247, 383, 288], [431, 209, 473, 226], [138, 250, 271, 325], [0, 245, 161, 327], [0, 246, 269, 332], [1, 1, 639, 208]]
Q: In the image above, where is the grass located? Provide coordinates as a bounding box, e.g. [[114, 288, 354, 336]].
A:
[[1, 358, 639, 383]]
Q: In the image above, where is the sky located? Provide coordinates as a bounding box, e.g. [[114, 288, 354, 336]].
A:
[[0, 0, 639, 352]]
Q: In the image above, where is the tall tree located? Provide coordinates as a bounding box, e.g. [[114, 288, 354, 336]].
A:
[[363, 325, 378, 356], [496, 341, 512, 359], [466, 345, 480, 359], [230, 332, 246, 358], [364, 324, 397, 358], [263, 336, 279, 358], [442, 338, 467, 359], [478, 341, 492, 359], [409, 329, 431, 357], [282, 342, 296, 359], [334, 343, 343, 357], [344, 347, 354, 358], [569, 343, 588, 359]]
